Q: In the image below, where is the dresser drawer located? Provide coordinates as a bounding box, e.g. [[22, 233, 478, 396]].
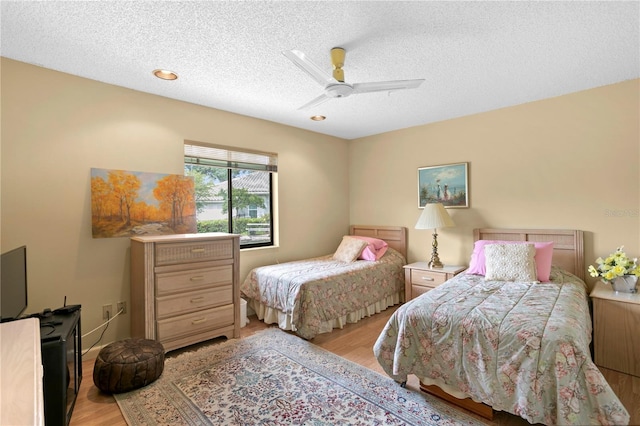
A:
[[404, 263, 466, 302], [157, 304, 234, 341], [156, 265, 233, 295], [155, 239, 234, 266], [411, 284, 433, 298], [156, 285, 233, 319], [410, 269, 447, 287]]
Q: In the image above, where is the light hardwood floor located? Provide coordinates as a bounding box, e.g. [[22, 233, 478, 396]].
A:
[[71, 307, 639, 425]]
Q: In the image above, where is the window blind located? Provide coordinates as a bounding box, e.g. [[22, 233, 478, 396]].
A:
[[184, 141, 278, 172]]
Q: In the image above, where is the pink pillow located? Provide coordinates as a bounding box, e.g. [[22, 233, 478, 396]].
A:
[[467, 240, 554, 282], [350, 236, 389, 261]]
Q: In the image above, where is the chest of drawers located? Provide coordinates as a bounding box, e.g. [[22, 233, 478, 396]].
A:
[[130, 233, 240, 352]]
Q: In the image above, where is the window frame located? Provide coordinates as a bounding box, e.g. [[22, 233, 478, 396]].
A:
[[184, 141, 276, 249]]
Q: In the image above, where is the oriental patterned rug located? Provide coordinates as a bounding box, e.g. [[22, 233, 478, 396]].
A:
[[114, 328, 484, 425]]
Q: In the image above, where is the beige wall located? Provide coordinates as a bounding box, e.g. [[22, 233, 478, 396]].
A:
[[349, 79, 640, 290], [1, 58, 349, 347], [2, 57, 639, 351]]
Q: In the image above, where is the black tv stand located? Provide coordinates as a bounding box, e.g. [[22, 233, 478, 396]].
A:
[[40, 308, 82, 426]]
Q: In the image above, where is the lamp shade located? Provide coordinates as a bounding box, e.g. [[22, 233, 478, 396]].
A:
[[415, 203, 455, 229]]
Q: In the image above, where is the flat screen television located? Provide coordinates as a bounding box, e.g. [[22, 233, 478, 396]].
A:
[[1, 245, 28, 322]]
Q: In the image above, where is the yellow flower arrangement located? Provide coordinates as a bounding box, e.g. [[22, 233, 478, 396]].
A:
[[588, 246, 640, 282]]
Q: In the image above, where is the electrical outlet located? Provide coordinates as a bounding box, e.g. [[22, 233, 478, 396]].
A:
[[102, 304, 113, 320], [117, 301, 127, 314]]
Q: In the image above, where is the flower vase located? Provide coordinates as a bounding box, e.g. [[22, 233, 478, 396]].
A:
[[611, 275, 638, 293]]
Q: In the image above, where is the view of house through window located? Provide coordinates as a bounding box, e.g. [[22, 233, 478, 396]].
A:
[[184, 142, 276, 248]]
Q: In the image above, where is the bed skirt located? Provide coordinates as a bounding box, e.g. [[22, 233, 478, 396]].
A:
[[245, 291, 404, 337]]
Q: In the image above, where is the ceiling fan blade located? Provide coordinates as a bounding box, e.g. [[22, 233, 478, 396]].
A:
[[352, 79, 425, 94], [298, 93, 331, 110], [283, 50, 337, 87]]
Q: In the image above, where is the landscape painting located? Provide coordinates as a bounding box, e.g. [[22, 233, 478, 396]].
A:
[[417, 162, 469, 208], [91, 168, 196, 238]]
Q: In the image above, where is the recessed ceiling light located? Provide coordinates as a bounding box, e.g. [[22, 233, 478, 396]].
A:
[[310, 115, 326, 121], [153, 69, 178, 80]]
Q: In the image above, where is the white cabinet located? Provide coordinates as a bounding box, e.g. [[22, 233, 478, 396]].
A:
[[0, 317, 44, 426], [130, 233, 240, 352]]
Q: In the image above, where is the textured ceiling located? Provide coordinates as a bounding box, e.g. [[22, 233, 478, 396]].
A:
[[1, 1, 638, 140]]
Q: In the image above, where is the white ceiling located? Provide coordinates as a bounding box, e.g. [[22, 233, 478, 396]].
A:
[[1, 1, 638, 140]]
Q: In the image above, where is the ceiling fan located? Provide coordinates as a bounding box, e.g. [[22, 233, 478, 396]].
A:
[[283, 47, 425, 110]]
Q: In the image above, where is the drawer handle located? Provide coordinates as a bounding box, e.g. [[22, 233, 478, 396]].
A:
[[191, 318, 207, 325], [190, 297, 205, 303], [190, 276, 205, 281], [421, 277, 435, 281], [191, 248, 205, 253]]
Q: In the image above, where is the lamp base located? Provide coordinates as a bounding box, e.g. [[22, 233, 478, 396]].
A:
[[429, 259, 444, 269], [429, 231, 444, 268]]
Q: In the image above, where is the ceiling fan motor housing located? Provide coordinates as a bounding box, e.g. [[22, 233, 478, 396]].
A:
[[325, 83, 353, 98]]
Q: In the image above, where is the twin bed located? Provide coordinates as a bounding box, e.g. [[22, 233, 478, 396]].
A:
[[241, 226, 629, 425], [375, 228, 629, 425], [240, 225, 407, 339]]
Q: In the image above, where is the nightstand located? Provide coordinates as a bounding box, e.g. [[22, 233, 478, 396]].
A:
[[590, 281, 640, 377], [404, 262, 466, 301]]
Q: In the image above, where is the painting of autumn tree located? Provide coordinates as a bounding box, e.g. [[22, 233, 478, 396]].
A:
[[91, 168, 196, 238]]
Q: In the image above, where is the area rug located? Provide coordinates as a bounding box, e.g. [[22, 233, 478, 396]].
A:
[[114, 328, 484, 425]]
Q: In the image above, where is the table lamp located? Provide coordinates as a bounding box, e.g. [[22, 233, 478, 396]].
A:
[[415, 203, 455, 268]]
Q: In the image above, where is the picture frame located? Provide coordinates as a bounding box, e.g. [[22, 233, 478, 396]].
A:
[[417, 162, 469, 208], [90, 168, 197, 238]]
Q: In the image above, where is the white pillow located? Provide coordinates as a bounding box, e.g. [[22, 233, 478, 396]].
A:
[[484, 243, 538, 282], [333, 236, 368, 263]]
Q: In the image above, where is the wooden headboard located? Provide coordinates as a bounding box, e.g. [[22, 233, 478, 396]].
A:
[[474, 228, 585, 281], [350, 225, 407, 259]]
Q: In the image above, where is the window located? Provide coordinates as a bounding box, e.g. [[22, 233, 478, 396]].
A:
[[184, 141, 277, 248]]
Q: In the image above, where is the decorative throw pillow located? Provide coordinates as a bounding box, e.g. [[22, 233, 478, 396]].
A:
[[349, 236, 389, 261], [332, 236, 368, 262], [484, 243, 538, 282], [359, 245, 388, 261], [467, 240, 554, 282]]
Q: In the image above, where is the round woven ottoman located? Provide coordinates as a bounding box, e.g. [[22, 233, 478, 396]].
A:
[[93, 338, 165, 394]]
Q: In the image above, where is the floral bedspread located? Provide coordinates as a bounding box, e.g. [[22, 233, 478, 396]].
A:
[[240, 248, 405, 339], [374, 267, 630, 425]]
